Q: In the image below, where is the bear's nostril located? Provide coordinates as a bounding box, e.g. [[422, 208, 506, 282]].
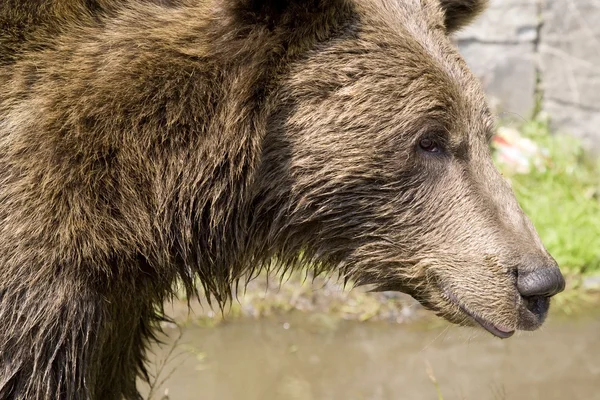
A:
[[517, 265, 566, 298], [523, 295, 550, 317]]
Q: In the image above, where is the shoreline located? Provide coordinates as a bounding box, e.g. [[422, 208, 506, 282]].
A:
[[162, 271, 600, 328]]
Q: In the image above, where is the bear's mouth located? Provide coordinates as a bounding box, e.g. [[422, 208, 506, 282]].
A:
[[444, 290, 515, 339]]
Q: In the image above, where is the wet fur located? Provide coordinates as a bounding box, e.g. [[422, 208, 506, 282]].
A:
[[0, 0, 550, 399]]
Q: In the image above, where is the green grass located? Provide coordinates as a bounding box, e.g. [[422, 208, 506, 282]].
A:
[[494, 118, 600, 277]]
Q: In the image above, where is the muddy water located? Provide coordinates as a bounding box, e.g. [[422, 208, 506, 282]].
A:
[[141, 311, 600, 400]]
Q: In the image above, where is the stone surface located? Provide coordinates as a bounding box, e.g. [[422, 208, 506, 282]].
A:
[[456, 0, 538, 120], [540, 0, 600, 151], [459, 41, 536, 119], [453, 0, 600, 152], [456, 0, 538, 43]]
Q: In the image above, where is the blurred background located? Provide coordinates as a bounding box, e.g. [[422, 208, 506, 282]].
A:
[[456, 0, 599, 151], [141, 1, 600, 399]]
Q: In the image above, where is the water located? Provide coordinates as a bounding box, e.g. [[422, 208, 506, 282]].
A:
[[141, 310, 600, 400]]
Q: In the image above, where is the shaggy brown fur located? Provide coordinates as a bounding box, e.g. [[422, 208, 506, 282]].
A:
[[1, 0, 109, 64], [0, 0, 564, 398]]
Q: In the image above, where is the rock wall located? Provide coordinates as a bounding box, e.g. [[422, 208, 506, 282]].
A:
[[456, 0, 600, 152]]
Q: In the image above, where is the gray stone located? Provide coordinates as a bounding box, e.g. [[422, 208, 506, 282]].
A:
[[544, 101, 600, 151], [540, 0, 600, 151], [459, 41, 537, 119], [583, 275, 600, 290], [456, 0, 538, 43], [456, 0, 539, 119]]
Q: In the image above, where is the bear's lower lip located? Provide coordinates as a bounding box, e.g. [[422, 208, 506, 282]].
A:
[[462, 307, 515, 339], [444, 290, 515, 339]]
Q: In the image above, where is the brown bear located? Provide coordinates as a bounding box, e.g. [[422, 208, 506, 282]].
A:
[[0, 0, 565, 399]]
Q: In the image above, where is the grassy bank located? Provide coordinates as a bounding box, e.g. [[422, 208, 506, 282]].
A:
[[495, 118, 600, 278], [166, 271, 434, 328], [492, 118, 600, 310]]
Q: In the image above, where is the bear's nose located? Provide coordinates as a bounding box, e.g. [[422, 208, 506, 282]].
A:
[[517, 262, 565, 298]]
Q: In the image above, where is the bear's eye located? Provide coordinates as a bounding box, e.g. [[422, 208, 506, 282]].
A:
[[419, 138, 440, 153]]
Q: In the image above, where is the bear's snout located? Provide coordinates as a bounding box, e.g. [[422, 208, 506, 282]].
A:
[[513, 258, 565, 330], [516, 260, 565, 299]]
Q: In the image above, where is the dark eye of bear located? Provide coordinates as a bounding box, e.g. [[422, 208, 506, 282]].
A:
[[419, 138, 440, 153]]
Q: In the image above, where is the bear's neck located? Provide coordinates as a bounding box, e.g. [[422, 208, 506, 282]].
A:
[[157, 0, 355, 304]]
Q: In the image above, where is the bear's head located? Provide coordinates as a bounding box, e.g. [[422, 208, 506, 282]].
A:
[[225, 0, 565, 338]]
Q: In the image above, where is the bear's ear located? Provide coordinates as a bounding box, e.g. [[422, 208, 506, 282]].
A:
[[439, 0, 488, 33]]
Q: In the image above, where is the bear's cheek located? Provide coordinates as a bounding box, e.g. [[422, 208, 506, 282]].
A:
[[418, 258, 520, 334]]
